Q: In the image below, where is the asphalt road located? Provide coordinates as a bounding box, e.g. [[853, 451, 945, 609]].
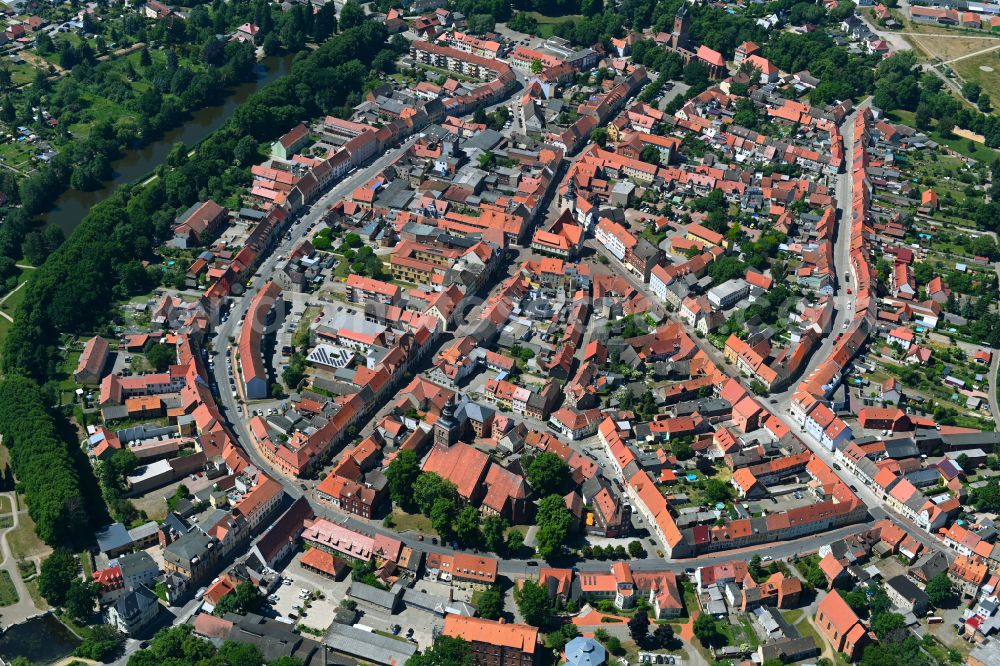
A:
[[769, 103, 865, 408], [208, 135, 420, 499]]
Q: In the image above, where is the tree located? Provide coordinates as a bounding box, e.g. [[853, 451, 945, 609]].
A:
[[21, 230, 50, 266], [708, 256, 747, 285], [973, 482, 1000, 512], [505, 529, 525, 554], [628, 541, 645, 558], [216, 641, 264, 666], [339, 1, 366, 30], [653, 623, 674, 649], [628, 609, 650, 642], [413, 472, 459, 516], [530, 58, 543, 74], [925, 573, 955, 608], [844, 590, 869, 617], [683, 60, 709, 89], [526, 452, 571, 496], [938, 115, 955, 139], [263, 33, 282, 56], [454, 506, 482, 548], [672, 441, 694, 460], [212, 581, 264, 617], [693, 613, 721, 647], [386, 449, 421, 512], [733, 98, 759, 129], [870, 611, 906, 639], [749, 555, 764, 580], [0, 379, 95, 546], [639, 144, 660, 166], [963, 81, 982, 103], [535, 494, 573, 560], [430, 497, 458, 542], [805, 565, 828, 591], [546, 623, 579, 651], [65, 579, 99, 621], [514, 579, 552, 627], [145, 342, 176, 372], [314, 2, 337, 41], [703, 479, 734, 505], [482, 514, 509, 553], [233, 136, 260, 167], [406, 635, 472, 666], [39, 549, 78, 607], [74, 624, 124, 661], [474, 585, 503, 620]]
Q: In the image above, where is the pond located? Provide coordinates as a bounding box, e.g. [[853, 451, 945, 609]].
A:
[[0, 613, 81, 665]]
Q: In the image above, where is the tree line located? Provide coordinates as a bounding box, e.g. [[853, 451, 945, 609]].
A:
[[0, 376, 106, 545]]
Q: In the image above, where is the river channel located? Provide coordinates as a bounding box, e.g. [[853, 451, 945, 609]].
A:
[[46, 53, 295, 236]]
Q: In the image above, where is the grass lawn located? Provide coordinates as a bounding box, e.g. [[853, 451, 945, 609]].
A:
[[24, 576, 48, 610], [295, 306, 322, 347], [0, 139, 41, 174], [8, 60, 38, 87], [786, 609, 850, 666], [681, 581, 698, 618], [389, 510, 436, 535], [953, 50, 1000, 110], [0, 495, 12, 515], [522, 11, 581, 37], [79, 551, 93, 579], [0, 570, 18, 606], [7, 510, 50, 562]]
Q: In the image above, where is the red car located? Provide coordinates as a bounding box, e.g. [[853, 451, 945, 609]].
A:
[[847, 288, 852, 294]]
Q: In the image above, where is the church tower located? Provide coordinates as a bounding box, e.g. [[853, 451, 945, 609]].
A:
[[673, 6, 691, 50], [434, 395, 459, 447]]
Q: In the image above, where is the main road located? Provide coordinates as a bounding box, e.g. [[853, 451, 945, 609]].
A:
[[208, 134, 420, 499], [769, 102, 866, 407]]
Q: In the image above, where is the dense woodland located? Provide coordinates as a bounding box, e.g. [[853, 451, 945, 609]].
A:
[[0, 376, 107, 545]]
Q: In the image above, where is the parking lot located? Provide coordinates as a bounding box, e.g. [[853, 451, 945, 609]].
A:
[[268, 552, 350, 632]]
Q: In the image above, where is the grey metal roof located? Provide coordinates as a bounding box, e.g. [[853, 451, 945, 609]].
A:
[[325, 622, 417, 665], [348, 581, 403, 610], [96, 523, 132, 553]]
